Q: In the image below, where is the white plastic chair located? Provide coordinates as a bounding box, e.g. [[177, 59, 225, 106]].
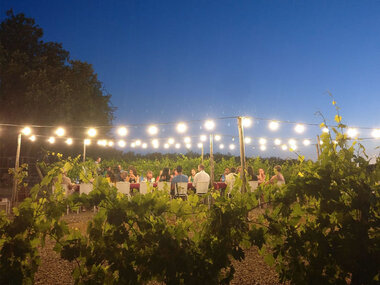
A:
[[248, 181, 259, 192], [195, 182, 209, 195], [116, 182, 130, 195], [157, 181, 170, 193], [79, 183, 93, 195], [139, 182, 148, 195], [175, 182, 188, 198]]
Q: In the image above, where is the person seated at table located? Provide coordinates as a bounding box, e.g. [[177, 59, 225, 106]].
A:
[[225, 167, 238, 192], [170, 168, 177, 181], [105, 166, 115, 183], [220, 167, 230, 182], [61, 170, 80, 194], [126, 166, 139, 183], [188, 168, 196, 183], [258, 168, 266, 184], [158, 168, 171, 182], [142, 170, 155, 182], [267, 165, 285, 185], [247, 166, 258, 181], [171, 166, 189, 196], [193, 164, 210, 191]]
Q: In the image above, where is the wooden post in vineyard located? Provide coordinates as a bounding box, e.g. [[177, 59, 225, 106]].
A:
[[12, 133, 22, 207], [201, 144, 204, 164], [209, 134, 214, 185], [316, 135, 321, 159], [237, 117, 247, 193], [83, 140, 86, 162]]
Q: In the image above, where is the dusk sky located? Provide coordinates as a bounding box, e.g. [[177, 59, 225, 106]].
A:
[[1, 0, 379, 159]]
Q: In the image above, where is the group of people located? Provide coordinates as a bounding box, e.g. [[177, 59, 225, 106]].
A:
[[220, 165, 285, 186]]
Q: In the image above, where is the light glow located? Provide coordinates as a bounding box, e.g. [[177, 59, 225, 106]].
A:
[[118, 140, 126, 147], [135, 140, 141, 146], [244, 137, 252, 144], [322, 127, 329, 133], [175, 143, 181, 149], [346, 128, 358, 138], [164, 143, 170, 149], [268, 121, 279, 131], [259, 138, 267, 145], [142, 143, 147, 149], [197, 143, 203, 148], [274, 138, 281, 145], [65, 138, 73, 145], [219, 144, 224, 149], [55, 127, 65, 137], [48, 137, 55, 144], [242, 117, 252, 128], [108, 141, 114, 147], [185, 143, 191, 149], [260, 145, 267, 151], [87, 128, 97, 137], [229, 144, 235, 150], [214, 135, 221, 141], [168, 138, 175, 144], [281, 144, 288, 151], [294, 124, 305, 133], [204, 120, 215, 131], [21, 127, 32, 136], [29, 135, 36, 142], [117, 127, 128, 136], [184, 137, 191, 143], [371, 129, 380, 139], [147, 125, 158, 135], [200, 135, 207, 142], [176, 122, 187, 133], [84, 139, 91, 145], [303, 139, 311, 146]]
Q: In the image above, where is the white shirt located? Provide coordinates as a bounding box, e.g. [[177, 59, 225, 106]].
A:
[[225, 173, 237, 190], [193, 170, 210, 188]]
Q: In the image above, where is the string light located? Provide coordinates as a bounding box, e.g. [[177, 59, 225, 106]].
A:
[[229, 144, 235, 150], [21, 127, 32, 136], [204, 120, 215, 131], [131, 142, 136, 148], [184, 137, 191, 143], [371, 129, 380, 139], [55, 127, 65, 137], [281, 144, 288, 151], [48, 137, 55, 144], [65, 138, 73, 145], [147, 125, 158, 135], [268, 121, 279, 131], [151, 139, 159, 148], [185, 143, 191, 149], [117, 127, 128, 136], [164, 143, 169, 149], [118, 140, 126, 147], [200, 135, 207, 142], [294, 124, 305, 133], [244, 137, 252, 144], [168, 138, 175, 144], [176, 122, 187, 133], [135, 140, 142, 146], [259, 138, 267, 145], [219, 144, 224, 149], [97, 140, 107, 146], [260, 145, 266, 151], [142, 143, 147, 149], [84, 139, 91, 145], [346, 128, 358, 138], [274, 138, 281, 145], [290, 145, 298, 151], [214, 135, 221, 141], [242, 117, 252, 128], [87, 128, 97, 137], [197, 143, 203, 148], [303, 139, 311, 146], [29, 135, 36, 142], [108, 141, 114, 147], [322, 127, 329, 133], [288, 139, 297, 146], [175, 143, 181, 149]]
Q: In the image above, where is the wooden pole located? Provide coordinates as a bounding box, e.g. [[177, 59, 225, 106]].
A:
[[12, 133, 22, 206], [201, 145, 204, 164], [237, 117, 247, 193], [83, 141, 86, 162], [316, 135, 321, 159], [210, 134, 214, 185]]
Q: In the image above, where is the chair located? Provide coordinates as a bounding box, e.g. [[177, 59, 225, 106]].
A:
[[139, 182, 148, 195], [79, 183, 93, 195], [175, 182, 188, 199], [0, 198, 10, 214], [157, 181, 170, 193], [248, 181, 259, 192], [116, 182, 130, 195], [195, 182, 209, 195]]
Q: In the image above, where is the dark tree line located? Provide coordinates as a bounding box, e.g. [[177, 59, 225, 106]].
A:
[[0, 10, 115, 156]]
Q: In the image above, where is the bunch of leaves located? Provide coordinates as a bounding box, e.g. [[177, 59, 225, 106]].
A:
[[259, 107, 380, 284]]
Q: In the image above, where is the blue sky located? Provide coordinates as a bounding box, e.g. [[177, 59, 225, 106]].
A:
[[1, 0, 379, 159]]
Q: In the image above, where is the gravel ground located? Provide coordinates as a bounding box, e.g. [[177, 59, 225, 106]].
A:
[[34, 210, 281, 285]]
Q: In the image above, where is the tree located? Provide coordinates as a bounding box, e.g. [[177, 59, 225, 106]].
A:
[[0, 10, 114, 131]]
